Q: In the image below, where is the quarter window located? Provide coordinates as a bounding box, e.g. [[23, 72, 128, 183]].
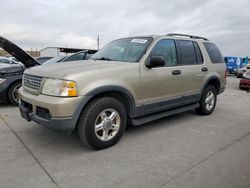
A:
[[149, 39, 177, 66], [204, 42, 224, 63]]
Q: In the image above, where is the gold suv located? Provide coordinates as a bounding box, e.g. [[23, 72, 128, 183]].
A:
[[17, 33, 226, 150]]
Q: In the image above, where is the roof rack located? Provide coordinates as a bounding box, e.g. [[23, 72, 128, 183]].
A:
[[166, 33, 209, 41]]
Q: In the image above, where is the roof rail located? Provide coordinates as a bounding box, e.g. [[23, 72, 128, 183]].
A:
[[166, 33, 209, 41]]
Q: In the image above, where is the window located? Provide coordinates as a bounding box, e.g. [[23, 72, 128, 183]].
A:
[[0, 58, 10, 64], [193, 42, 203, 64], [149, 39, 177, 66], [90, 37, 153, 63], [63, 52, 86, 62], [177, 40, 197, 65], [204, 42, 224, 63]]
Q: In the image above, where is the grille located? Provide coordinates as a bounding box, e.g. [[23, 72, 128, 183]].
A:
[[23, 74, 43, 90]]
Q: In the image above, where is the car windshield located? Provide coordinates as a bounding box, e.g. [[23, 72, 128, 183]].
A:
[[90, 37, 153, 63], [36, 57, 53, 64], [43, 56, 67, 65]]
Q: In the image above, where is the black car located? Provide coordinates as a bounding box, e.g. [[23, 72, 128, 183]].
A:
[[0, 36, 97, 105], [0, 36, 40, 105]]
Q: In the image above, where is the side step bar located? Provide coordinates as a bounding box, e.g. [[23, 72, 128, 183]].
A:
[[129, 103, 199, 126]]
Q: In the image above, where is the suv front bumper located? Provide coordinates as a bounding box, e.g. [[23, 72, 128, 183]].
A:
[[19, 101, 77, 131], [18, 87, 91, 132]]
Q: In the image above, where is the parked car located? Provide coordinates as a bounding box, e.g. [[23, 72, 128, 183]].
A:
[[235, 64, 250, 78], [239, 70, 250, 90], [17, 33, 226, 150], [42, 50, 97, 65], [0, 36, 97, 105], [42, 55, 67, 65], [0, 36, 40, 105], [35, 56, 54, 64]]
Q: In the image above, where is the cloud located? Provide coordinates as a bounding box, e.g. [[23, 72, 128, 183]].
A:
[[0, 23, 97, 50], [0, 0, 249, 57]]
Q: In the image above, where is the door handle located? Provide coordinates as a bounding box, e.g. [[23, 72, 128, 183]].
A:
[[172, 70, 181, 75], [201, 67, 208, 72]]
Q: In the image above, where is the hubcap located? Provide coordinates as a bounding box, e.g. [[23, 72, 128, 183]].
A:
[[205, 91, 215, 111], [94, 108, 121, 141], [12, 84, 22, 103]]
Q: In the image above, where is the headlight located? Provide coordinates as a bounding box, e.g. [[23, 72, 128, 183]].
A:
[[42, 79, 78, 97], [0, 78, 6, 84]]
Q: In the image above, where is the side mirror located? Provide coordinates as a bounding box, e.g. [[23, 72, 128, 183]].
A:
[[146, 56, 165, 68]]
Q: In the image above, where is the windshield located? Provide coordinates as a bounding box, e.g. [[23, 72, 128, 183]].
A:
[[43, 56, 67, 65], [91, 37, 153, 62]]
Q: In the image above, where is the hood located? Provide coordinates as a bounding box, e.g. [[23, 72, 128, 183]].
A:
[[0, 62, 24, 76], [24, 60, 135, 79], [0, 36, 40, 68]]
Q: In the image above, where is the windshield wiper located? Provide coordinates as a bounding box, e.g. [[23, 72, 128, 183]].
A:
[[94, 57, 112, 61]]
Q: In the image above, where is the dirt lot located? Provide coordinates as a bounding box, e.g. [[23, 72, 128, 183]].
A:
[[0, 76, 249, 188]]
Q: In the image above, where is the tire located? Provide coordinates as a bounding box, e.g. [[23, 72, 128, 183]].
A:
[[195, 85, 217, 115], [8, 81, 22, 106], [77, 97, 127, 150]]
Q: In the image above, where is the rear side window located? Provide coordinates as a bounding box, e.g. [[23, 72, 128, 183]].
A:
[[177, 40, 198, 65], [204, 43, 224, 63], [193, 42, 203, 64]]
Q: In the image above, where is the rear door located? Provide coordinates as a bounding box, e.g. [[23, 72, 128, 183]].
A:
[[175, 40, 205, 103]]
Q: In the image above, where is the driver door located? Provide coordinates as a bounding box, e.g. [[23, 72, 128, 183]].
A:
[[139, 39, 184, 114]]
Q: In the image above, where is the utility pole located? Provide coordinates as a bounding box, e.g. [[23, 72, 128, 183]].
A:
[[97, 35, 100, 50]]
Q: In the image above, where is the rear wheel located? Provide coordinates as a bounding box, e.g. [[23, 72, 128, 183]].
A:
[[196, 85, 217, 115], [77, 97, 127, 150], [8, 81, 22, 106]]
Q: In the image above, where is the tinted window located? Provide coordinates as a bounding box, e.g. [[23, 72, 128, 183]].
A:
[[177, 40, 197, 65], [204, 43, 224, 63], [193, 42, 203, 64], [149, 39, 177, 66]]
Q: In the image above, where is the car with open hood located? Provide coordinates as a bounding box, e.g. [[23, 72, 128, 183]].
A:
[[0, 36, 40, 105], [0, 36, 97, 105]]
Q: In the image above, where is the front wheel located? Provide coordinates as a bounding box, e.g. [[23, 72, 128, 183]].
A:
[[77, 97, 127, 150], [195, 85, 217, 115], [8, 81, 22, 106]]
